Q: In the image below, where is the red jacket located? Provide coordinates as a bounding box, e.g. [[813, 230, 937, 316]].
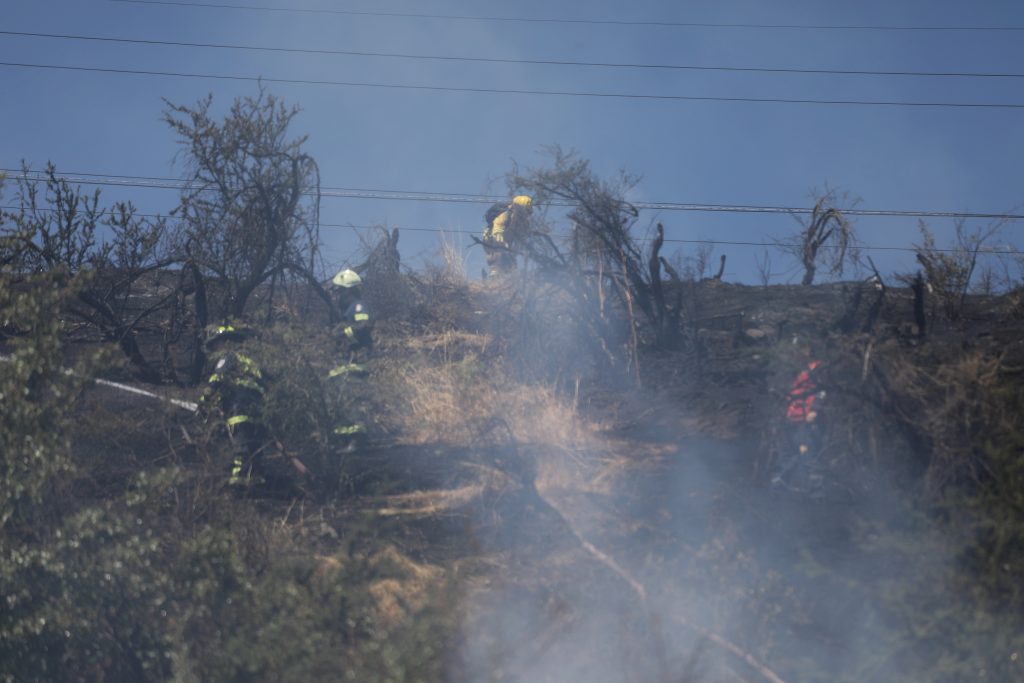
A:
[[786, 361, 822, 423]]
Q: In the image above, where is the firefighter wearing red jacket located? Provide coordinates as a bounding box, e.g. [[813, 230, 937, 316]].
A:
[[772, 359, 826, 487]]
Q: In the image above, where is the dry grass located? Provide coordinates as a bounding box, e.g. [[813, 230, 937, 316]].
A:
[[371, 484, 487, 517], [380, 331, 592, 452], [366, 547, 445, 626], [434, 231, 470, 285]]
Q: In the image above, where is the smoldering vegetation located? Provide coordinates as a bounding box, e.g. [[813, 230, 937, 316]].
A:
[[6, 247, 1022, 681], [446, 268, 1024, 683], [3, 98, 1024, 682]]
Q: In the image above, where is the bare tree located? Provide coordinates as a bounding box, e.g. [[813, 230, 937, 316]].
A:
[[164, 89, 328, 326], [1, 164, 176, 382], [352, 226, 406, 320], [914, 218, 1006, 320], [778, 187, 860, 286], [510, 149, 656, 305], [692, 242, 715, 281], [497, 147, 685, 376], [755, 249, 774, 287]]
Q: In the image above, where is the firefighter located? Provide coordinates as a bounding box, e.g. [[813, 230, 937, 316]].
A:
[[772, 358, 826, 488], [482, 194, 533, 278], [328, 268, 372, 451], [200, 322, 267, 486], [331, 268, 373, 367]]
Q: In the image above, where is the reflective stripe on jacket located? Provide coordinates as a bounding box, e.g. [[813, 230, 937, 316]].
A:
[[208, 353, 263, 387], [202, 351, 266, 426], [328, 363, 368, 379], [333, 423, 366, 436], [341, 301, 373, 348]]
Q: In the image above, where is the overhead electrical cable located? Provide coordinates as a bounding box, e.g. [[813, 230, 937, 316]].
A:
[[2, 61, 1023, 109], [3, 204, 1019, 255], [4, 29, 1023, 79], [107, 0, 1024, 32], [4, 169, 1024, 222]]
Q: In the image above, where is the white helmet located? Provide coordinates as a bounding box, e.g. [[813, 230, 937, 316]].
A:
[[332, 268, 362, 288]]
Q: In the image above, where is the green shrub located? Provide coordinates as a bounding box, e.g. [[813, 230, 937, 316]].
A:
[[1, 273, 458, 682], [0, 269, 82, 532]]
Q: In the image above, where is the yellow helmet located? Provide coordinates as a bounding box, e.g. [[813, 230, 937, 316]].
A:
[[332, 268, 362, 288], [512, 195, 533, 210]]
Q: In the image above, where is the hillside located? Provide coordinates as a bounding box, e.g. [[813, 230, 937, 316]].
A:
[[4, 266, 1022, 683]]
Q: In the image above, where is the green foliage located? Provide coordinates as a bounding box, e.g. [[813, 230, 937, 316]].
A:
[[0, 470, 183, 681], [1, 466, 458, 682], [825, 344, 1024, 682], [179, 527, 456, 682], [0, 269, 82, 531], [248, 322, 372, 491], [1, 267, 457, 682], [840, 498, 1024, 683]]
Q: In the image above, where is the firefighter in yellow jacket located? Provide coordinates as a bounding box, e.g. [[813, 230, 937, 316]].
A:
[[483, 194, 533, 277], [200, 323, 267, 485], [330, 268, 373, 368], [327, 268, 372, 451]]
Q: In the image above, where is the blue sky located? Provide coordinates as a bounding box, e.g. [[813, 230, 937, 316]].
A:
[[3, 0, 1022, 282]]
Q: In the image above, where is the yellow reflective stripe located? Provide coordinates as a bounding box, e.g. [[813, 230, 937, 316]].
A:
[[229, 457, 244, 484], [230, 378, 264, 392], [344, 326, 355, 339], [328, 363, 367, 378], [354, 313, 370, 322], [333, 424, 365, 435], [226, 415, 251, 426], [237, 355, 263, 378]]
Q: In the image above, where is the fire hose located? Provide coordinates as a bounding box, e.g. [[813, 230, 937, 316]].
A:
[[0, 353, 199, 412]]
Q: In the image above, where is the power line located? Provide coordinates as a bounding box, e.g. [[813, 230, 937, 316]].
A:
[[5, 169, 1023, 221], [5, 29, 1023, 80], [108, 0, 1024, 32], [4, 203, 1021, 256], [4, 203, 1021, 255], [4, 61, 1024, 110]]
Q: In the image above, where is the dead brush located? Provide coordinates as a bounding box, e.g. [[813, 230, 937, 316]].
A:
[[378, 349, 587, 452], [912, 218, 1007, 323], [876, 345, 1011, 492], [431, 230, 469, 286], [353, 226, 411, 321]]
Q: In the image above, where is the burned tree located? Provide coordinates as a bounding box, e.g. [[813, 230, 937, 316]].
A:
[[351, 226, 406, 320], [495, 147, 687, 379], [779, 188, 860, 286], [1, 164, 175, 382], [914, 218, 1005, 322], [165, 90, 328, 327]]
